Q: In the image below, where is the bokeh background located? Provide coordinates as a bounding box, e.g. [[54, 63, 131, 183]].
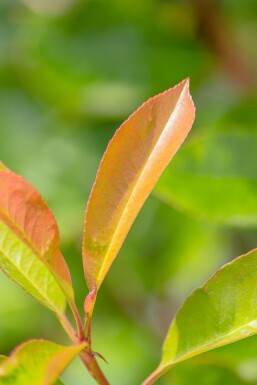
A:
[[0, 0, 257, 384]]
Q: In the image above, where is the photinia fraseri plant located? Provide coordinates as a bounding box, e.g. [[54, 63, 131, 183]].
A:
[[1, 78, 257, 385]]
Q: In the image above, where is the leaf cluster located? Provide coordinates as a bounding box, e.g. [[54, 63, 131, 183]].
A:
[[0, 78, 257, 385]]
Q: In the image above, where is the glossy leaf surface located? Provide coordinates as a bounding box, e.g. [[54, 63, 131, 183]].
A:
[[143, 248, 257, 384], [0, 340, 85, 385], [83, 79, 195, 290], [0, 165, 73, 314], [155, 132, 257, 226]]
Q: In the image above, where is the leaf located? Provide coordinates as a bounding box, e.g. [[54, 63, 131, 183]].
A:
[[0, 340, 85, 385], [142, 248, 257, 384], [171, 361, 248, 385], [83, 79, 195, 290], [208, 334, 257, 363], [155, 132, 257, 226], [0, 165, 74, 315]]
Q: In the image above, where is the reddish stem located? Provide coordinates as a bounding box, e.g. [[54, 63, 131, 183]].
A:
[[69, 299, 84, 342], [57, 299, 109, 385], [80, 350, 110, 385], [141, 367, 163, 385]]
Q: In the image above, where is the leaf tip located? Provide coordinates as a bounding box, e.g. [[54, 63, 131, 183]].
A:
[[181, 77, 195, 116]]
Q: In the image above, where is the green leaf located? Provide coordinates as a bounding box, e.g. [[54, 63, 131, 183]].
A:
[[170, 361, 249, 385], [83, 79, 195, 292], [142, 248, 257, 384], [0, 340, 85, 385], [0, 165, 74, 315], [208, 334, 257, 363], [155, 132, 257, 226]]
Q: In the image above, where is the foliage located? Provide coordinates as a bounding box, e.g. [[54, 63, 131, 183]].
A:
[[1, 75, 257, 384], [0, 1, 257, 384], [1, 79, 195, 384]]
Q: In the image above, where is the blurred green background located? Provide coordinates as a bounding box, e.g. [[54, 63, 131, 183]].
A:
[[0, 0, 256, 384]]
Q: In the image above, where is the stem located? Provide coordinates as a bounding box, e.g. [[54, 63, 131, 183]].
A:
[[57, 312, 78, 345], [57, 287, 108, 384], [81, 287, 110, 384], [58, 312, 109, 384], [84, 314, 92, 346], [69, 299, 84, 342], [80, 350, 110, 385], [141, 367, 163, 385]]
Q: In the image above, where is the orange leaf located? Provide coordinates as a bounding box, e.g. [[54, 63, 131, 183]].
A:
[[83, 79, 195, 291], [0, 165, 74, 305]]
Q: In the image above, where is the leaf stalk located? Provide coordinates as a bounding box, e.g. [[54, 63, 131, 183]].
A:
[[141, 367, 163, 385]]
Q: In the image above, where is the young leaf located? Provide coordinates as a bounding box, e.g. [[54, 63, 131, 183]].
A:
[[0, 165, 74, 314], [155, 132, 257, 226], [0, 340, 85, 385], [142, 248, 257, 385], [83, 79, 195, 291]]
